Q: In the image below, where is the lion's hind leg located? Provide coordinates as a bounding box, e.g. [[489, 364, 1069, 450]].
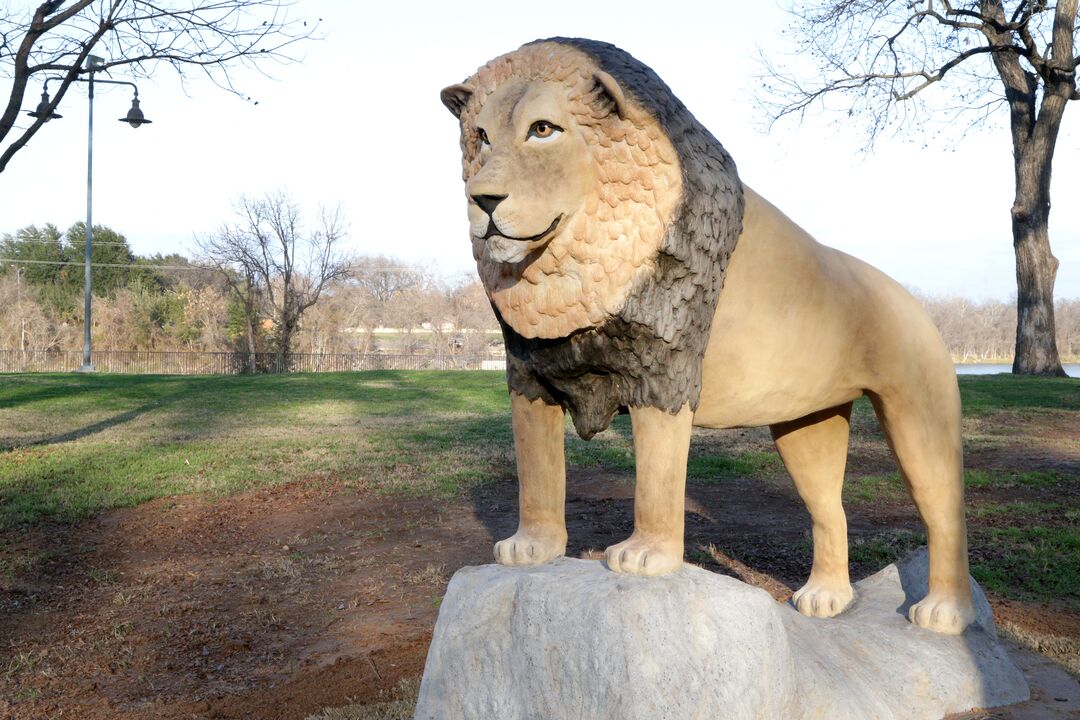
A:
[[869, 383, 975, 635], [771, 403, 855, 619]]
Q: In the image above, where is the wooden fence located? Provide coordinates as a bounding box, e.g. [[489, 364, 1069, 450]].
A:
[[0, 350, 505, 375]]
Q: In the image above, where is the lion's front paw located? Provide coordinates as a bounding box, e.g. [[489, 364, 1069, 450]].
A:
[[493, 528, 566, 567], [604, 533, 682, 576], [792, 579, 854, 618], [909, 592, 975, 635]]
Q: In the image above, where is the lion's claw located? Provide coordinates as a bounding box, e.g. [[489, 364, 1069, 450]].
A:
[[605, 534, 681, 576], [493, 529, 565, 567], [909, 592, 974, 635], [792, 580, 854, 618]]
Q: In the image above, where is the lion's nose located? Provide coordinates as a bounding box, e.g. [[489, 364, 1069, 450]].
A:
[[471, 194, 508, 216]]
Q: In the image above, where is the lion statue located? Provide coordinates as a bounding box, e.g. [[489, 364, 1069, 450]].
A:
[[441, 38, 975, 634]]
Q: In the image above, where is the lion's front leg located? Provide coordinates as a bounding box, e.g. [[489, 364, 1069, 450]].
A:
[[605, 403, 694, 576], [494, 392, 568, 566]]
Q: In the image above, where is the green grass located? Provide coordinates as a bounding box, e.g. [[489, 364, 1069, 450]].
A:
[[0, 371, 510, 526], [963, 468, 1067, 489], [2, 372, 1074, 525], [562, 414, 783, 481], [845, 472, 905, 502], [968, 500, 1070, 519], [1, 371, 1077, 610], [848, 530, 927, 569], [565, 415, 635, 471], [957, 373, 1080, 414], [840, 527, 1080, 611], [971, 526, 1080, 605], [687, 451, 781, 482]]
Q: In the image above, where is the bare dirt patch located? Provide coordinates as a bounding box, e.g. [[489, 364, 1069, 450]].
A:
[[0, 479, 485, 719], [1, 436, 1077, 719]]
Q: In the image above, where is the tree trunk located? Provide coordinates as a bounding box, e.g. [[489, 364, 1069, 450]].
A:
[[1009, 100, 1068, 377], [244, 313, 257, 374], [1011, 210, 1066, 376], [274, 314, 297, 373], [980, 0, 1074, 376], [243, 286, 258, 374]]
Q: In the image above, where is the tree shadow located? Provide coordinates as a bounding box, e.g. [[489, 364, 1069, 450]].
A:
[[1, 398, 177, 451], [0, 376, 110, 410]]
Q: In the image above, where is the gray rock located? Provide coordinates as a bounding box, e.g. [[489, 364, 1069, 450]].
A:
[[415, 548, 1029, 720]]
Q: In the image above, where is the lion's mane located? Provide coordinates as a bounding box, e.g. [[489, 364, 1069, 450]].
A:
[[454, 38, 745, 438]]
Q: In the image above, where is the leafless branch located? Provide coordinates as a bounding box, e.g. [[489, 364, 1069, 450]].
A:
[[758, 0, 1068, 145], [0, 1, 320, 173]]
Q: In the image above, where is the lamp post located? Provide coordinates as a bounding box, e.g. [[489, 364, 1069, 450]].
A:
[[11, 264, 25, 353], [28, 56, 152, 372]]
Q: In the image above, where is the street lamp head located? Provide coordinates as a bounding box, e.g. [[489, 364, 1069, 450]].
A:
[[27, 90, 63, 121], [119, 96, 151, 128]]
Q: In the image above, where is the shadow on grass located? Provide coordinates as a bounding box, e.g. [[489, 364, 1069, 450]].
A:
[[0, 371, 508, 440], [0, 371, 512, 528], [2, 398, 178, 451]]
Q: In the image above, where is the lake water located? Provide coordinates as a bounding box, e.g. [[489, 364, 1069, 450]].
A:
[[956, 363, 1080, 378]]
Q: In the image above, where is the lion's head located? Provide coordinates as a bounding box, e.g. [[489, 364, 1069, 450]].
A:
[[441, 41, 683, 340]]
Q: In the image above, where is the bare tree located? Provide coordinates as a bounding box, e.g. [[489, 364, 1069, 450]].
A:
[[351, 256, 423, 309], [760, 0, 1078, 376], [196, 230, 262, 371], [1, 0, 317, 173], [447, 278, 498, 335], [197, 191, 350, 369], [0, 270, 76, 350], [293, 286, 355, 357], [348, 256, 424, 349], [1058, 297, 1080, 358]]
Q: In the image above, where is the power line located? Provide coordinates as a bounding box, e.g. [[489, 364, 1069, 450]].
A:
[[1, 257, 451, 273], [2, 238, 136, 247], [1, 257, 204, 271]]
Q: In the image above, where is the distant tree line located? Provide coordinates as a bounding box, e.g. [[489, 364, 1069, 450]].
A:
[[915, 293, 1080, 363], [1, 218, 1076, 364], [0, 214, 500, 362]]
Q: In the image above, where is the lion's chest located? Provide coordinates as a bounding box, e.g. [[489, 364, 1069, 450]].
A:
[[501, 315, 701, 440]]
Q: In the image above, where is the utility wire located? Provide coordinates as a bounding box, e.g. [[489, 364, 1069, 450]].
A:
[[1, 238, 135, 247], [1, 257, 206, 271], [1, 257, 442, 273]]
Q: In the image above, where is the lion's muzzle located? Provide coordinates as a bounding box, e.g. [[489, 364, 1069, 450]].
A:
[[468, 195, 564, 264], [481, 214, 562, 243]]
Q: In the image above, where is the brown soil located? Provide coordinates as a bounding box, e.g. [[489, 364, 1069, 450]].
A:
[[1, 445, 1078, 719]]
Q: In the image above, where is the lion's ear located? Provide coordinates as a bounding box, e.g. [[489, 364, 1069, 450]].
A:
[[593, 70, 627, 120], [440, 83, 473, 119]]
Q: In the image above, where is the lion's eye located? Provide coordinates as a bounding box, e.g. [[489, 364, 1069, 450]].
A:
[[478, 128, 490, 147], [527, 120, 563, 141]]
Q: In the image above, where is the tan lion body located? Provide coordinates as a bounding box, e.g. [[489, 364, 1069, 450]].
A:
[[443, 39, 974, 634], [699, 187, 952, 430], [703, 188, 969, 627]]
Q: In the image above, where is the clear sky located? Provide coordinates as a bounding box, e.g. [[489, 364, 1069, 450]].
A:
[[1, 0, 1077, 299]]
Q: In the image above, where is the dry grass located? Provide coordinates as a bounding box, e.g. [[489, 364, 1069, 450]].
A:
[[403, 564, 446, 587], [259, 556, 302, 581], [305, 677, 419, 720]]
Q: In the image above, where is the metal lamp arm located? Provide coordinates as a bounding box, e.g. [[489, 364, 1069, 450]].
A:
[[42, 75, 141, 95]]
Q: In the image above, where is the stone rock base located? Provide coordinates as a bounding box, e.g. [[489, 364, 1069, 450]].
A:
[[415, 549, 1029, 720]]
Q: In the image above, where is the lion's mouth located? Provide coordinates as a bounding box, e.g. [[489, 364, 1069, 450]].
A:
[[482, 214, 562, 242]]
